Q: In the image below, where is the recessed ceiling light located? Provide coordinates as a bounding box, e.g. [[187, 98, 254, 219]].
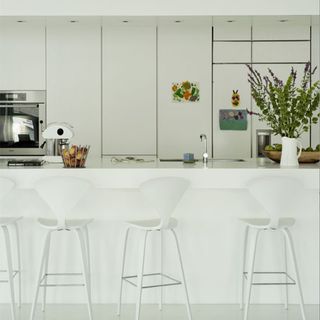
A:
[[70, 20, 79, 23], [227, 20, 235, 23], [17, 20, 26, 23], [279, 19, 288, 23], [122, 20, 129, 23], [174, 20, 182, 23]]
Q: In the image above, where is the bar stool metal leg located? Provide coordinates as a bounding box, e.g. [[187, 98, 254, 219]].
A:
[[41, 231, 51, 312], [30, 231, 52, 320], [13, 222, 22, 309], [84, 225, 91, 296], [159, 230, 163, 311], [240, 225, 249, 310], [171, 229, 192, 320], [282, 228, 306, 320], [117, 227, 130, 316], [135, 231, 148, 320], [76, 228, 93, 320], [283, 232, 288, 310], [2, 225, 16, 320], [244, 229, 260, 320]]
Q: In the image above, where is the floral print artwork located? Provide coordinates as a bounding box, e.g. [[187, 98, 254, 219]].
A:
[[172, 81, 200, 102]]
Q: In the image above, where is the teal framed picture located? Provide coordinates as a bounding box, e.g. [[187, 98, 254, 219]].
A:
[[219, 109, 248, 131]]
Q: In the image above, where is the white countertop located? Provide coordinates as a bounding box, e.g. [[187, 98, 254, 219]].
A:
[[0, 156, 319, 170]]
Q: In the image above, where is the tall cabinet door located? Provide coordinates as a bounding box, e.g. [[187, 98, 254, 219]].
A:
[[212, 22, 252, 159], [46, 18, 101, 156], [157, 23, 212, 159], [102, 24, 156, 155], [0, 18, 45, 90]]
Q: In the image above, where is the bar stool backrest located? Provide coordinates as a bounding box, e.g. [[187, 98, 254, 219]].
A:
[[140, 177, 190, 229], [0, 177, 15, 215], [247, 176, 303, 228], [35, 176, 92, 229]]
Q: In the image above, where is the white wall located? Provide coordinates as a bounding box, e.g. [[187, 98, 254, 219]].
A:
[[46, 18, 101, 156], [102, 24, 157, 155], [158, 24, 212, 159], [0, 0, 318, 16]]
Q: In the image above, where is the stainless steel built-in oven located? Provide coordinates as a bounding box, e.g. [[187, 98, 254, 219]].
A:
[[0, 90, 46, 156]]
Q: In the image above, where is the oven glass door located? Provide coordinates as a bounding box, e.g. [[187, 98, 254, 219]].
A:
[[0, 104, 41, 149]]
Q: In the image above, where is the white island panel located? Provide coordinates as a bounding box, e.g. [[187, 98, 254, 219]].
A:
[[0, 161, 318, 305]]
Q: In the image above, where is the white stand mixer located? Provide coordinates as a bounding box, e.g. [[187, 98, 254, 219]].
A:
[[41, 122, 74, 163]]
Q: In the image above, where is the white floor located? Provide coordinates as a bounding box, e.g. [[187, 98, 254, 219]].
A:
[[0, 304, 319, 320]]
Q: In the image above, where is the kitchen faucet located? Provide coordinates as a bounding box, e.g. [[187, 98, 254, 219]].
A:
[[200, 134, 208, 163]]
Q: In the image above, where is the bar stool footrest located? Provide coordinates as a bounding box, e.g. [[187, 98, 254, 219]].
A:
[[0, 269, 19, 283], [123, 272, 182, 289], [243, 271, 296, 285], [40, 272, 85, 287]]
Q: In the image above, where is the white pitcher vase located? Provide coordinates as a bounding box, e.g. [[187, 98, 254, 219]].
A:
[[280, 137, 302, 167]]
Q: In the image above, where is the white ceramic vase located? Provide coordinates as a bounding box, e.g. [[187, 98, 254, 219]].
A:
[[280, 137, 302, 167]]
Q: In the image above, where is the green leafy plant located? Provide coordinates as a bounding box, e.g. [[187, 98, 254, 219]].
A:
[[247, 62, 320, 138]]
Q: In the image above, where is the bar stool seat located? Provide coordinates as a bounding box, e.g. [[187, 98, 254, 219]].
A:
[[239, 217, 295, 229], [126, 218, 178, 230], [38, 217, 94, 230], [0, 217, 22, 226]]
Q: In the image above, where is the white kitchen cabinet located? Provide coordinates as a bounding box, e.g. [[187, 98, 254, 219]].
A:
[[102, 24, 156, 155], [252, 18, 310, 40], [46, 18, 101, 156], [212, 23, 251, 159], [213, 42, 251, 63], [251, 25, 312, 152], [158, 24, 212, 159], [213, 20, 251, 41], [253, 27, 310, 154], [0, 19, 45, 90], [252, 41, 310, 63]]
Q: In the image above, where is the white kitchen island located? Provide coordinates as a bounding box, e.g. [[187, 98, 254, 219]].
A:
[[0, 157, 318, 308]]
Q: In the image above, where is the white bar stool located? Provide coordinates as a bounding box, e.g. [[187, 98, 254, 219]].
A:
[[0, 177, 22, 320], [117, 177, 192, 320], [30, 176, 93, 320], [240, 176, 307, 320]]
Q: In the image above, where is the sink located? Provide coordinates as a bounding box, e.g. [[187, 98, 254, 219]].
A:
[[160, 159, 198, 162], [209, 158, 245, 162], [159, 158, 245, 162]]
